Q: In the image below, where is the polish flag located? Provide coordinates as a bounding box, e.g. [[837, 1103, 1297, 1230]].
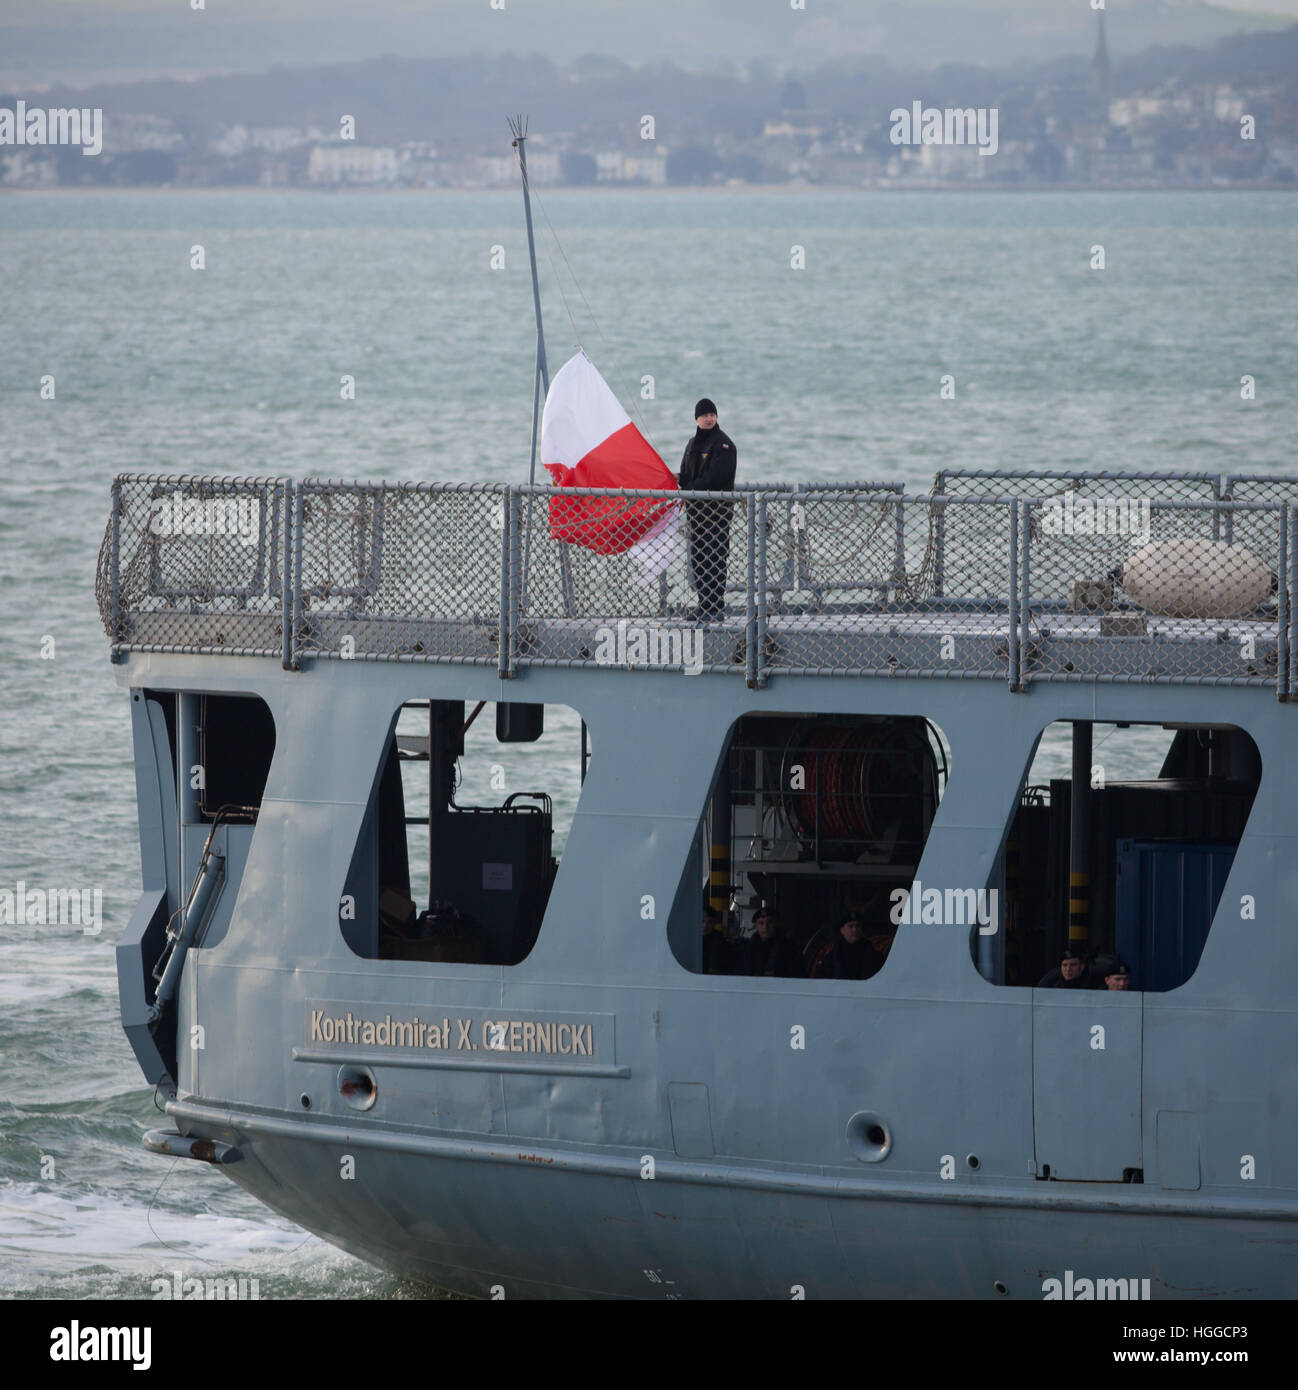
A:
[[542, 351, 678, 572]]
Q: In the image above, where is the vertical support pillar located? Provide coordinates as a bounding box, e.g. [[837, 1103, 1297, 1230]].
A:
[[755, 494, 769, 688], [1005, 834, 1021, 983], [280, 479, 295, 671], [498, 486, 513, 680], [1018, 499, 1031, 693], [932, 479, 947, 600], [745, 495, 758, 688], [709, 773, 732, 918], [177, 693, 202, 828], [290, 484, 306, 668], [892, 492, 906, 601], [507, 489, 524, 677], [1069, 721, 1093, 952], [1277, 503, 1290, 702], [1008, 501, 1021, 692], [176, 692, 203, 906], [108, 478, 123, 661], [1288, 505, 1298, 702]]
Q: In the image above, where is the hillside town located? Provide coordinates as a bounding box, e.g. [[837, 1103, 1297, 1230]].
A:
[[3, 15, 1296, 190]]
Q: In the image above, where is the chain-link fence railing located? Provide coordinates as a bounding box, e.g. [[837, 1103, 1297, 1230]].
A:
[[95, 474, 291, 659], [512, 485, 750, 675], [1222, 474, 1298, 552], [292, 482, 506, 667], [96, 471, 1298, 698], [1223, 478, 1298, 695], [756, 492, 1019, 682], [1020, 497, 1289, 689], [931, 469, 1224, 600]]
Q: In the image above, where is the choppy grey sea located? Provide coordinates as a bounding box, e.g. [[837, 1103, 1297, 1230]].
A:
[[1, 188, 1295, 1298]]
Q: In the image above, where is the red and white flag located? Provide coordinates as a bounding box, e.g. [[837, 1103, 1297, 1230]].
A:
[[542, 351, 678, 577]]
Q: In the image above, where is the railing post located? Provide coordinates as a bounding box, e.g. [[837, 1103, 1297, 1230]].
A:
[[933, 488, 947, 600], [499, 487, 514, 680], [280, 479, 295, 670], [507, 489, 524, 678], [1017, 500, 1031, 693], [289, 483, 306, 670], [1008, 500, 1020, 692], [1287, 504, 1297, 703], [892, 493, 906, 602], [745, 495, 758, 688], [755, 493, 769, 689], [108, 478, 123, 662]]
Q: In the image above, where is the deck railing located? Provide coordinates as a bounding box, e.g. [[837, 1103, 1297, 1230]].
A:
[[96, 470, 1298, 696]]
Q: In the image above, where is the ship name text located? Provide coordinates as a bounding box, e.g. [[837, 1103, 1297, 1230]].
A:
[[308, 1006, 595, 1057]]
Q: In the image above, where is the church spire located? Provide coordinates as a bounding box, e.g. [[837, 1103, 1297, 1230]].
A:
[[1092, 9, 1112, 104]]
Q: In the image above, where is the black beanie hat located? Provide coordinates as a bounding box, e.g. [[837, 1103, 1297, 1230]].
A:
[[694, 398, 717, 419]]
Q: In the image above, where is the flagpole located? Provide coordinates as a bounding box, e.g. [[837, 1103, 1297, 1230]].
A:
[[512, 116, 550, 482], [510, 115, 575, 622]]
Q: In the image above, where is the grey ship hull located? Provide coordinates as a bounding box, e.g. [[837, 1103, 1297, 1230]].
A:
[[118, 659, 1298, 1299]]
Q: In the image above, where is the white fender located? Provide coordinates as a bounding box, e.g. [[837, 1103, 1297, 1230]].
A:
[[1123, 538, 1271, 619]]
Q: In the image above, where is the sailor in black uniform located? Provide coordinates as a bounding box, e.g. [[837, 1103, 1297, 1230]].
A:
[[1037, 947, 1092, 989], [741, 909, 801, 979], [678, 398, 737, 621], [831, 916, 884, 980]]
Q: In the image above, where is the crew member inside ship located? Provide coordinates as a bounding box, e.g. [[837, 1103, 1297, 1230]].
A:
[[678, 397, 737, 622], [830, 916, 884, 981], [1037, 947, 1091, 989], [740, 908, 801, 979], [702, 906, 731, 975], [1102, 959, 1131, 990]]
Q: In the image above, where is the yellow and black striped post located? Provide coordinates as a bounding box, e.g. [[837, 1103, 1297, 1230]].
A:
[[1069, 722, 1092, 950], [709, 782, 732, 917]]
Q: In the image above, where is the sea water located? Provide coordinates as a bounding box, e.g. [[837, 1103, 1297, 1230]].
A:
[[1, 188, 1295, 1297]]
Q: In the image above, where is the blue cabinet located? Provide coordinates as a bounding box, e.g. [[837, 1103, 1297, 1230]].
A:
[[1115, 840, 1237, 993]]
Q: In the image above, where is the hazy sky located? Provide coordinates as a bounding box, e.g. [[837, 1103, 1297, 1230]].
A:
[[2, 0, 1295, 87]]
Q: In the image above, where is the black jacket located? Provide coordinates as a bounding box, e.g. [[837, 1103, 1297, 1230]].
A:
[[679, 427, 737, 495], [703, 928, 730, 976], [742, 932, 802, 979], [831, 936, 883, 981]]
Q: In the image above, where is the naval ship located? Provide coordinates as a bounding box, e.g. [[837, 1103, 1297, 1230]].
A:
[[96, 139, 1298, 1301], [96, 457, 1298, 1299]]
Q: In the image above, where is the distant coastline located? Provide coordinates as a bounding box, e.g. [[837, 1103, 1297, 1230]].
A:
[[3, 182, 1296, 195]]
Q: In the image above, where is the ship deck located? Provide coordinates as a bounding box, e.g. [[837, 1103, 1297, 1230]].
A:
[[96, 468, 1298, 694]]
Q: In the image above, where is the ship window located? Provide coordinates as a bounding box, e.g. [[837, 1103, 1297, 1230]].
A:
[[669, 712, 949, 981], [977, 720, 1260, 992], [198, 694, 276, 821], [340, 700, 587, 966]]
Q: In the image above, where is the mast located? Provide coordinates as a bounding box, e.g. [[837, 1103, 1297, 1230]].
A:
[[509, 115, 576, 623], [511, 115, 549, 487]]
